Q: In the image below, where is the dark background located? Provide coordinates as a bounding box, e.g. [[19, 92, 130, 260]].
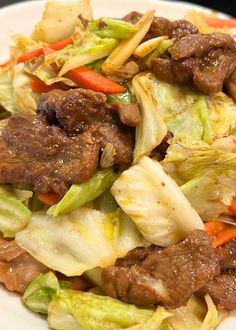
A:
[[0, 0, 235, 16]]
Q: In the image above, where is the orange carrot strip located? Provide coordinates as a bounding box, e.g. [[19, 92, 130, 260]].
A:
[[228, 198, 236, 214], [204, 16, 236, 28], [213, 228, 236, 247], [205, 221, 227, 236], [65, 66, 125, 94], [0, 60, 11, 68], [37, 191, 61, 206]]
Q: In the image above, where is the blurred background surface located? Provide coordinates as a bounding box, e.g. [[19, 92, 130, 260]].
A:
[[0, 0, 235, 16]]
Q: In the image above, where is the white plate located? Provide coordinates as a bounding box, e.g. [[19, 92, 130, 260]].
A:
[[0, 0, 235, 329]]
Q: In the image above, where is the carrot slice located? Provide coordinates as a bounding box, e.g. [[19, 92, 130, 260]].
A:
[[37, 191, 61, 206], [204, 16, 236, 28], [17, 38, 73, 64], [204, 221, 227, 236], [30, 80, 67, 93], [0, 60, 11, 68], [49, 38, 72, 51], [213, 228, 236, 247], [228, 198, 236, 214], [65, 66, 125, 94], [17, 48, 44, 64]]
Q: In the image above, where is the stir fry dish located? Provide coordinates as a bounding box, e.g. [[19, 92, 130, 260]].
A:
[[1, 0, 236, 329]]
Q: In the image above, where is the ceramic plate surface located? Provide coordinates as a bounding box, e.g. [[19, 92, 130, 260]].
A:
[[0, 0, 234, 329]]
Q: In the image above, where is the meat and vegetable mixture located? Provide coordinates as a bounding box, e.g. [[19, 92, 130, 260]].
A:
[[1, 0, 236, 329]]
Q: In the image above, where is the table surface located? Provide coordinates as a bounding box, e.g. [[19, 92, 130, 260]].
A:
[[0, 0, 235, 15]]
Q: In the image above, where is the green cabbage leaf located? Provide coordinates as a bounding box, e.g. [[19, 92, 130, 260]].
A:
[[47, 169, 119, 216]]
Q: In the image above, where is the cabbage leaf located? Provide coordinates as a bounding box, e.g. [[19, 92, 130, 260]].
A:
[[132, 72, 167, 163], [88, 18, 137, 39], [23, 271, 60, 314], [31, 0, 93, 43], [145, 39, 173, 67], [163, 133, 236, 183], [139, 73, 236, 143], [48, 290, 154, 330], [111, 156, 204, 246], [167, 295, 220, 330], [55, 35, 118, 76], [133, 36, 169, 58], [0, 185, 31, 237], [47, 169, 119, 216], [23, 272, 219, 330], [16, 208, 144, 276], [102, 11, 155, 75], [0, 68, 18, 113], [47, 290, 219, 330], [12, 64, 39, 113], [163, 133, 236, 220]]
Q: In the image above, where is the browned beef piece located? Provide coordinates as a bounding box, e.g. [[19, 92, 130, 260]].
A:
[[103, 265, 161, 307], [122, 12, 198, 39], [37, 89, 114, 133], [37, 88, 135, 163], [169, 33, 236, 60], [225, 69, 236, 102], [87, 123, 133, 165], [149, 18, 198, 39], [216, 240, 236, 271], [115, 246, 162, 268], [152, 48, 236, 94], [112, 103, 142, 127], [0, 114, 100, 195], [193, 49, 236, 94], [37, 89, 141, 132], [122, 11, 142, 25], [0, 88, 135, 194], [102, 230, 220, 308], [151, 57, 196, 84], [198, 270, 236, 310], [0, 237, 48, 293]]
